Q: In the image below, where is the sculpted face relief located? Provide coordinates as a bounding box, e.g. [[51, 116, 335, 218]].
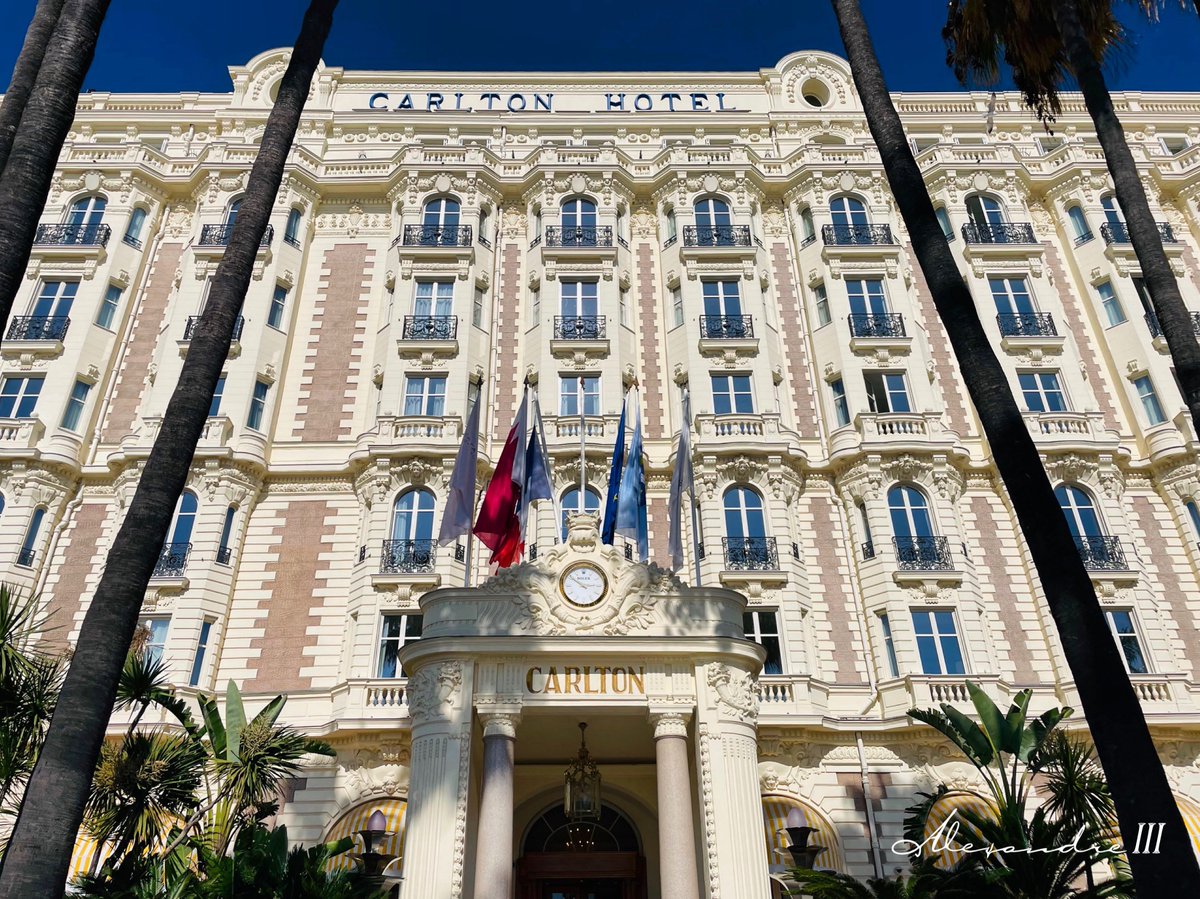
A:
[[525, 665, 646, 696]]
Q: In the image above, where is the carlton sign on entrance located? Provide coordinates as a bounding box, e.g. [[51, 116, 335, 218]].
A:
[[524, 665, 646, 696]]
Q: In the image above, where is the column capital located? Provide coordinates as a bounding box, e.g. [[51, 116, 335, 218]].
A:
[[650, 711, 690, 739], [481, 712, 520, 739]]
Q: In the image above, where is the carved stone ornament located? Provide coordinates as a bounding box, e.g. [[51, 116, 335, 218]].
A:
[[707, 663, 760, 724], [406, 661, 463, 724]]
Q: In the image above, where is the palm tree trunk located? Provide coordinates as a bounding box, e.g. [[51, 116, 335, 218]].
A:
[[0, 0, 109, 346], [829, 0, 1200, 893], [0, 3, 340, 896], [0, 0, 65, 177], [1052, 0, 1200, 443]]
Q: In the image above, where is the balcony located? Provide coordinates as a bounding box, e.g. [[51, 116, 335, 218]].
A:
[[721, 537, 779, 571], [0, 418, 45, 455], [183, 315, 244, 343], [1144, 311, 1200, 341], [16, 547, 35, 567], [699, 315, 754, 340], [197, 224, 273, 247], [1099, 222, 1176, 245], [961, 222, 1036, 244], [821, 224, 894, 246], [397, 224, 473, 248], [152, 542, 191, 578], [33, 223, 111, 248], [997, 312, 1057, 337], [682, 224, 755, 247], [216, 546, 232, 566], [893, 536, 954, 571], [402, 315, 458, 341], [1073, 535, 1128, 571], [544, 226, 613, 248], [1023, 411, 1115, 451], [6, 315, 70, 343], [379, 539, 436, 574], [848, 312, 905, 339], [553, 316, 607, 340]]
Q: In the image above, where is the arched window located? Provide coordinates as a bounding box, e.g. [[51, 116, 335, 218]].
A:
[[283, 208, 303, 246], [224, 199, 242, 227], [965, 194, 1005, 227], [168, 491, 199, 547], [1100, 194, 1123, 226], [217, 506, 237, 565], [935, 207, 954, 241], [693, 196, 732, 245], [664, 206, 677, 242], [123, 208, 147, 247], [421, 197, 461, 247], [561, 487, 601, 540], [1185, 500, 1200, 540], [723, 486, 775, 568], [387, 489, 436, 572], [560, 197, 597, 246], [1066, 204, 1092, 244], [479, 208, 490, 243], [18, 507, 46, 567], [799, 206, 816, 243], [66, 195, 106, 243], [1055, 485, 1103, 539], [857, 502, 874, 556], [0, 493, 5, 517], [829, 195, 869, 228], [888, 485, 946, 567]]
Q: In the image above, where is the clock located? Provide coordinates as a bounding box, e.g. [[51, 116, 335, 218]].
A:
[[560, 562, 608, 608]]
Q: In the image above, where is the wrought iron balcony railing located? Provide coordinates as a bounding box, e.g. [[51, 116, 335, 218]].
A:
[[380, 539, 436, 574], [961, 222, 1036, 244], [16, 548, 35, 567], [402, 315, 458, 340], [1143, 311, 1200, 339], [1073, 535, 1128, 570], [283, 233, 302, 249], [682, 225, 755, 248], [848, 312, 906, 338], [6, 315, 70, 342], [184, 315, 244, 342], [861, 541, 876, 560], [198, 224, 273, 247], [399, 224, 473, 247], [543, 226, 614, 248], [893, 536, 954, 570], [722, 536, 779, 571], [216, 546, 232, 566], [699, 315, 754, 339], [33, 223, 111, 247], [996, 312, 1058, 337], [1099, 221, 1176, 245], [822, 223, 895, 246], [153, 542, 191, 578], [1073, 231, 1094, 247], [123, 233, 144, 250], [553, 316, 607, 339]]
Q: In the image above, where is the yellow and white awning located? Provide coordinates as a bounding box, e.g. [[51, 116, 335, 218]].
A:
[[1175, 794, 1200, 861], [762, 794, 844, 872], [923, 791, 996, 869], [67, 832, 111, 884], [324, 797, 407, 875]]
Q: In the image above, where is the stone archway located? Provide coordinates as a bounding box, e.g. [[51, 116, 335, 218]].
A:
[[515, 800, 647, 899]]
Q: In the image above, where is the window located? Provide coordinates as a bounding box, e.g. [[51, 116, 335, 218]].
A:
[[911, 610, 965, 675], [1019, 372, 1068, 412], [744, 610, 783, 674], [1131, 277, 1154, 316], [889, 485, 935, 540], [863, 372, 910, 414], [138, 618, 170, 666], [479, 209, 490, 243], [284, 208, 302, 246], [18, 508, 45, 566], [473, 288, 485, 328], [619, 289, 629, 327], [414, 281, 454, 317], [857, 502, 874, 552], [965, 194, 1005, 226], [60, 380, 91, 431], [560, 375, 600, 417], [560, 197, 597, 231], [799, 207, 815, 243], [392, 488, 436, 541], [168, 491, 199, 546], [671, 287, 684, 328], [31, 280, 76, 321], [224, 199, 241, 227], [374, 380, 384, 419], [561, 487, 601, 539], [529, 288, 540, 326], [830, 195, 869, 228], [377, 613, 423, 678], [664, 207, 677, 242], [247, 380, 269, 431], [1161, 136, 1189, 155], [1066, 205, 1092, 243], [1097, 281, 1125, 326], [693, 196, 732, 242], [1186, 500, 1200, 541], [267, 285, 288, 329], [847, 279, 889, 317], [935, 207, 954, 241], [879, 613, 899, 677], [189, 620, 213, 687], [830, 378, 850, 427], [1133, 375, 1167, 426], [0, 376, 44, 418], [560, 281, 598, 318], [989, 277, 1036, 316], [67, 195, 107, 232], [467, 378, 481, 412], [723, 486, 767, 539], [1105, 610, 1148, 674], [422, 197, 461, 233], [218, 506, 236, 564], [702, 280, 742, 317], [711, 374, 753, 415], [209, 376, 226, 417], [1101, 194, 1122, 226], [123, 208, 147, 246], [96, 284, 122, 329], [1056, 485, 1104, 544], [403, 376, 447, 416], [812, 284, 831, 327]]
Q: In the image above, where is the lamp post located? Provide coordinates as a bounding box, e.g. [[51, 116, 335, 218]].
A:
[[782, 808, 826, 870], [352, 809, 401, 893]]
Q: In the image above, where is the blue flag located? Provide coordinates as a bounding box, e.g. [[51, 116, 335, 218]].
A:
[[615, 388, 648, 562], [601, 399, 626, 544]]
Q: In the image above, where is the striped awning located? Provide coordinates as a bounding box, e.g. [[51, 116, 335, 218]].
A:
[[924, 791, 996, 868], [1175, 795, 1200, 860], [762, 795, 844, 872], [324, 797, 407, 875], [67, 832, 111, 883]]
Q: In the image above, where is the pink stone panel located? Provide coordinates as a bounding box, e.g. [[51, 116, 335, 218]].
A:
[[770, 243, 817, 434], [636, 244, 665, 437], [492, 244, 522, 442], [967, 495, 1035, 674], [909, 264, 971, 436], [1130, 495, 1200, 674], [808, 495, 867, 684], [40, 503, 109, 649]]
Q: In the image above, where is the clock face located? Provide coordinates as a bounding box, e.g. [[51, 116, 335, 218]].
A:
[[561, 563, 608, 608]]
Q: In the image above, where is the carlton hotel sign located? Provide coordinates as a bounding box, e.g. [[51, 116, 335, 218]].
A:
[[362, 91, 745, 113]]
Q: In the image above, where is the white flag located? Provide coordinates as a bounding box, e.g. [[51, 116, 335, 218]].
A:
[[668, 388, 695, 572], [438, 395, 481, 545]]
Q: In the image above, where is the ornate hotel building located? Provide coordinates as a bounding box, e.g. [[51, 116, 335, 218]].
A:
[[5, 47, 1200, 898]]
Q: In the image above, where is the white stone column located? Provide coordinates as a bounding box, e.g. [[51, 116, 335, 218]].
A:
[[473, 713, 519, 899], [652, 712, 701, 899]]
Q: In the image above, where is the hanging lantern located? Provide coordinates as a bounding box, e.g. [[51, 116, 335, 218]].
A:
[[564, 722, 601, 821]]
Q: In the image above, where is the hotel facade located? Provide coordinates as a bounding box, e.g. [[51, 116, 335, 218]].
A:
[[4, 47, 1200, 898]]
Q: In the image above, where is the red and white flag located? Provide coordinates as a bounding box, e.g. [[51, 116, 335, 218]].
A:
[[473, 391, 528, 568]]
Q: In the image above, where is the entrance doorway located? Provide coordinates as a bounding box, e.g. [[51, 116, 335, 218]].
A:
[[516, 805, 646, 899]]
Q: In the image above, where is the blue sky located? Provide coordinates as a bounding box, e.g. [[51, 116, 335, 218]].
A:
[[1, 0, 1197, 94]]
